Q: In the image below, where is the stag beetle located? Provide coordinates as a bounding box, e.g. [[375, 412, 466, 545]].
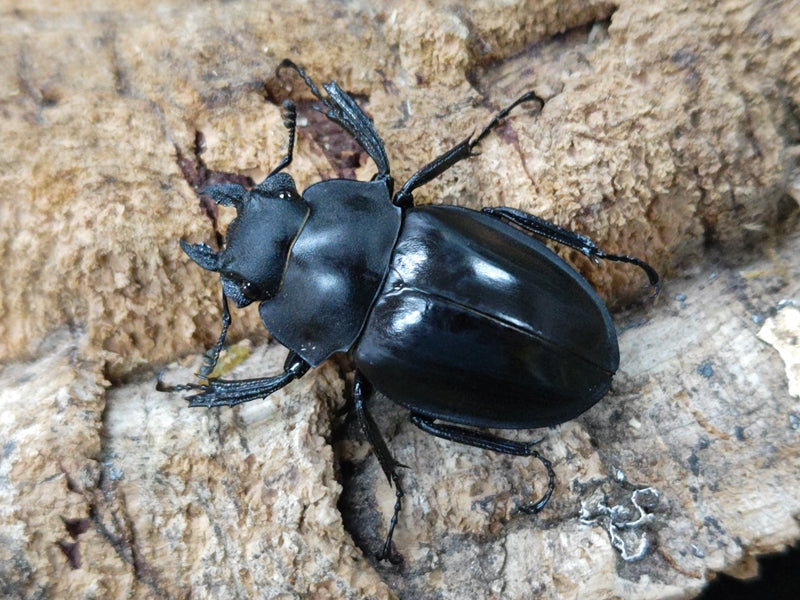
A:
[[158, 59, 660, 562]]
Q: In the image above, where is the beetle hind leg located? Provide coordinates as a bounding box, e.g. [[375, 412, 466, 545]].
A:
[[353, 373, 407, 563], [410, 414, 555, 514]]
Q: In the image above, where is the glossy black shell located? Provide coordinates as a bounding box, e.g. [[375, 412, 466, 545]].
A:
[[353, 205, 619, 429], [258, 179, 401, 366]]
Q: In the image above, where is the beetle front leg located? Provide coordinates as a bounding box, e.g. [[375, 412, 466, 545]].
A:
[[410, 414, 555, 513], [157, 351, 310, 408], [393, 91, 545, 208], [353, 372, 407, 563], [276, 59, 392, 181]]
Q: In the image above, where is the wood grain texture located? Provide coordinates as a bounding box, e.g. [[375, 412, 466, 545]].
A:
[[1, 0, 798, 598]]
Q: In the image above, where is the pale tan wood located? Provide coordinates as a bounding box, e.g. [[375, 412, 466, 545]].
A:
[[1, 1, 798, 598]]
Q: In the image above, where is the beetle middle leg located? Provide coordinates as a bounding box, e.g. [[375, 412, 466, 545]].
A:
[[392, 91, 545, 208], [410, 414, 555, 513], [352, 372, 407, 562], [483, 206, 661, 294]]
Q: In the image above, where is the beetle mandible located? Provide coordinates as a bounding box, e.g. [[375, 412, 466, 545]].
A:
[[158, 59, 660, 562]]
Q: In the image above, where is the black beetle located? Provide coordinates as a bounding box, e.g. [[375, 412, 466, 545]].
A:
[[158, 60, 660, 562]]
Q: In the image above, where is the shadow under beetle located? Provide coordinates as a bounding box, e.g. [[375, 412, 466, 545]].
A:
[[158, 59, 660, 562]]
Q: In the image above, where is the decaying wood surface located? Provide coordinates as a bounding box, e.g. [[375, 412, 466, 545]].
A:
[[1, 1, 799, 598]]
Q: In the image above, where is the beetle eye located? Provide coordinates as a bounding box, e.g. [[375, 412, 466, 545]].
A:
[[238, 278, 271, 301], [221, 272, 266, 304], [239, 280, 258, 300]]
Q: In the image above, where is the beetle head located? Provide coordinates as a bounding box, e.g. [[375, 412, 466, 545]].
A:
[[182, 173, 309, 307]]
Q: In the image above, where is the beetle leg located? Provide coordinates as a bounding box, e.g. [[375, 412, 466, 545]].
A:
[[157, 351, 309, 408], [267, 100, 298, 178], [276, 59, 392, 181], [482, 206, 661, 295], [353, 372, 406, 563], [410, 414, 555, 514], [198, 291, 232, 379], [393, 91, 545, 208]]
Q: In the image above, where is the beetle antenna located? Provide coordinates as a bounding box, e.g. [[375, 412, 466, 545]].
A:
[[267, 100, 298, 178], [276, 58, 392, 179]]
